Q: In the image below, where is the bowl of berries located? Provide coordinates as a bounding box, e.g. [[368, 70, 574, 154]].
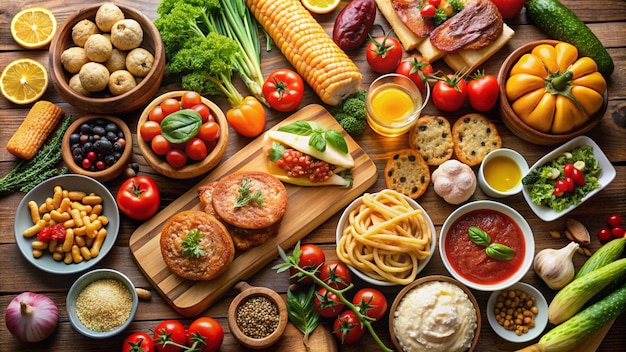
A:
[[62, 115, 133, 182], [137, 91, 228, 179]]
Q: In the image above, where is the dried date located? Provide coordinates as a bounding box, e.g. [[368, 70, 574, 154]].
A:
[[332, 0, 377, 51]]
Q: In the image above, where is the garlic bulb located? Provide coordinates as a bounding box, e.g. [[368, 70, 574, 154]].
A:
[[533, 241, 579, 290]]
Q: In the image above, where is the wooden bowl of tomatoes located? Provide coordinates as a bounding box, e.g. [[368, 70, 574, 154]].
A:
[[137, 91, 228, 179]]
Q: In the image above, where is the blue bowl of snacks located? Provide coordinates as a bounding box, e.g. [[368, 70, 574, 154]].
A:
[[521, 136, 616, 222]]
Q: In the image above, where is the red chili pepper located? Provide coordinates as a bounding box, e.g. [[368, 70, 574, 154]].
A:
[[37, 223, 66, 242]]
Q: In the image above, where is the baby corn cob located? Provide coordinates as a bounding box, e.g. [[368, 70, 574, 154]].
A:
[[6, 101, 65, 160], [246, 0, 362, 106]]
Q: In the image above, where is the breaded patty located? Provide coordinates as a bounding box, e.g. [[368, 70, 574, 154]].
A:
[[160, 210, 234, 281]]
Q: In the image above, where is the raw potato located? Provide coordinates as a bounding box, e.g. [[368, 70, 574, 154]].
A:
[[105, 48, 128, 72], [84, 34, 113, 62], [79, 62, 110, 92], [108, 70, 137, 95], [126, 48, 153, 77], [110, 19, 143, 51], [95, 3, 125, 32], [72, 19, 100, 47], [69, 74, 91, 96], [61, 47, 89, 74]]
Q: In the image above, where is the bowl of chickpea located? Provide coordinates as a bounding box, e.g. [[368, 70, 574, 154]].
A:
[[13, 174, 120, 274], [486, 282, 549, 342]]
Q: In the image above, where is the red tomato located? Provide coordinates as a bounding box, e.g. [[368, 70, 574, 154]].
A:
[[290, 243, 325, 284], [185, 137, 209, 161], [366, 35, 403, 73], [116, 176, 160, 221], [395, 56, 433, 90], [467, 71, 499, 112], [166, 149, 188, 168], [154, 320, 187, 352], [333, 310, 365, 344], [563, 163, 575, 177], [192, 104, 213, 123], [352, 288, 388, 320], [608, 214, 623, 228], [420, 3, 436, 17], [187, 317, 224, 352], [598, 227, 612, 241], [612, 226, 625, 238], [262, 69, 304, 112], [160, 98, 181, 117], [151, 134, 172, 156], [149, 105, 165, 124], [181, 91, 202, 109], [571, 168, 585, 186], [226, 96, 266, 137], [432, 74, 468, 112], [123, 332, 154, 352], [314, 287, 345, 318], [490, 0, 524, 19], [319, 261, 352, 289], [139, 121, 162, 142], [198, 121, 220, 142]]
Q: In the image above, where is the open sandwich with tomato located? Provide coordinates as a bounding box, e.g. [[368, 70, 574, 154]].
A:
[[262, 121, 355, 187]]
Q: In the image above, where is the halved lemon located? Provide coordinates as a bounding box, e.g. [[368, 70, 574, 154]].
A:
[[10, 7, 57, 49], [0, 58, 49, 105], [301, 0, 341, 14]]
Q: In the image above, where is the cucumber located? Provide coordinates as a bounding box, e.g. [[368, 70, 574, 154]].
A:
[[524, 0, 614, 76]]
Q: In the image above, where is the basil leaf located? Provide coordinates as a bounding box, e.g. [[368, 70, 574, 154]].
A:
[[278, 121, 313, 135], [269, 142, 285, 162], [309, 132, 326, 152], [287, 286, 320, 338], [468, 226, 491, 247], [324, 130, 348, 154], [485, 243, 515, 260], [160, 109, 202, 144]]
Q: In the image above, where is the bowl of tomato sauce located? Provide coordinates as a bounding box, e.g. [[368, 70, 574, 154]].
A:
[[439, 200, 534, 291]]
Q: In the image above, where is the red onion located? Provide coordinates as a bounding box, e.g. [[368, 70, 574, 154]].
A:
[[5, 292, 59, 342]]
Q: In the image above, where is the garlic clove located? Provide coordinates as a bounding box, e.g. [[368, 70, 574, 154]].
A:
[[533, 241, 579, 290]]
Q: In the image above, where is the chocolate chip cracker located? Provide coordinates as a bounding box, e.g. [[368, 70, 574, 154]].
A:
[[408, 115, 453, 166], [452, 113, 502, 166], [384, 149, 430, 199]]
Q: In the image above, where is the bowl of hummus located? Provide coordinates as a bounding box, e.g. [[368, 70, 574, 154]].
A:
[[389, 275, 480, 352]]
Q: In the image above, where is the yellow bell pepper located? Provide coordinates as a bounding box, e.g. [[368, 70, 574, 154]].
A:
[[506, 41, 607, 135]]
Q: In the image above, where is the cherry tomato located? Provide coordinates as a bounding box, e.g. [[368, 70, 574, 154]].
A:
[[420, 3, 436, 17], [149, 105, 165, 124], [432, 74, 467, 112], [571, 168, 585, 186], [563, 163, 575, 177], [395, 56, 433, 90], [333, 310, 365, 344], [553, 179, 569, 196], [262, 69, 305, 112], [139, 121, 162, 142], [187, 317, 224, 352], [467, 71, 499, 112], [366, 35, 403, 73], [160, 98, 181, 117], [611, 226, 625, 239], [166, 149, 188, 168], [352, 288, 388, 321], [181, 91, 202, 109], [192, 104, 213, 123], [565, 177, 575, 192], [185, 137, 209, 161], [319, 261, 352, 289], [314, 287, 345, 318], [290, 243, 326, 284], [198, 121, 220, 142], [428, 0, 441, 6], [226, 96, 266, 137], [123, 332, 154, 352], [490, 0, 524, 19], [151, 134, 172, 156], [116, 176, 160, 221], [154, 320, 187, 352], [598, 227, 612, 242], [608, 214, 623, 228]]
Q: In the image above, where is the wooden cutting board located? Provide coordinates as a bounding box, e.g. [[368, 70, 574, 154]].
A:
[[129, 104, 378, 317]]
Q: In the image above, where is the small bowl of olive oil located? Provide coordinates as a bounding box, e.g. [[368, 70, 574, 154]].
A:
[[478, 148, 529, 198]]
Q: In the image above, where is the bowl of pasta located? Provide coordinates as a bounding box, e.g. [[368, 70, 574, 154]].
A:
[[335, 189, 436, 286]]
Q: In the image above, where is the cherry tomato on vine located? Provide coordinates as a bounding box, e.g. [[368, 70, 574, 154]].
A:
[[181, 91, 202, 109], [185, 137, 209, 161], [160, 98, 181, 117], [314, 287, 345, 318], [366, 34, 403, 73], [395, 56, 433, 90], [432, 73, 467, 112], [290, 243, 325, 284], [149, 105, 165, 124], [608, 214, 623, 228], [467, 70, 499, 112], [116, 176, 160, 221], [192, 104, 213, 123], [262, 69, 304, 112], [333, 310, 365, 344], [319, 261, 352, 289], [123, 332, 154, 352], [187, 317, 224, 352], [226, 96, 266, 137], [154, 320, 187, 352], [352, 288, 388, 320]]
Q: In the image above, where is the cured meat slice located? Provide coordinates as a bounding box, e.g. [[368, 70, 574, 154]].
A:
[[391, 0, 435, 37]]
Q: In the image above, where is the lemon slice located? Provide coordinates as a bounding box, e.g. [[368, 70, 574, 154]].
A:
[[0, 58, 49, 105], [301, 0, 341, 14], [11, 7, 57, 49]]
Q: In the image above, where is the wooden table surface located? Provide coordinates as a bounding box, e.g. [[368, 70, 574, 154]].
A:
[[1, 0, 625, 351]]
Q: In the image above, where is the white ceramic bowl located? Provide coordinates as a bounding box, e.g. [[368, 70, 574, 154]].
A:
[[14, 174, 120, 274], [486, 282, 549, 343], [521, 135, 616, 222], [336, 190, 436, 286], [439, 200, 534, 291], [67, 269, 138, 338], [478, 148, 529, 198]]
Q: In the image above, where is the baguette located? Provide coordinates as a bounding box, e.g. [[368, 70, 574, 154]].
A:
[[6, 101, 65, 160]]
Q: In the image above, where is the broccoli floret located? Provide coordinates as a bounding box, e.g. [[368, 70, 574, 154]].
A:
[[339, 116, 367, 136], [348, 89, 367, 101], [449, 0, 465, 13], [433, 8, 449, 27], [342, 98, 366, 120], [333, 112, 352, 123]]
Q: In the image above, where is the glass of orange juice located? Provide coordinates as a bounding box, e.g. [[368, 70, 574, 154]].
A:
[[365, 73, 430, 137]]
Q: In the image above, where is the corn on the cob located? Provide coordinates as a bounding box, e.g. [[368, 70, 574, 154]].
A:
[[6, 101, 65, 160], [246, 0, 362, 106]]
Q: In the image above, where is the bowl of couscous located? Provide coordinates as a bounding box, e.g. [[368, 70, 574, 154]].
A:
[[67, 268, 138, 338]]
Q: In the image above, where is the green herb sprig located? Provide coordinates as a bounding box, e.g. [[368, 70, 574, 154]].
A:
[[234, 177, 264, 208], [278, 121, 348, 154], [182, 229, 206, 258], [468, 226, 515, 261]]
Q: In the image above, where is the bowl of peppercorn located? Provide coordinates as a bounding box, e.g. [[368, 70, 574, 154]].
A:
[[62, 115, 132, 182]]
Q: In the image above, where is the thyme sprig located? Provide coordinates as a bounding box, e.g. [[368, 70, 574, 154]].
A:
[[234, 177, 264, 208]]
